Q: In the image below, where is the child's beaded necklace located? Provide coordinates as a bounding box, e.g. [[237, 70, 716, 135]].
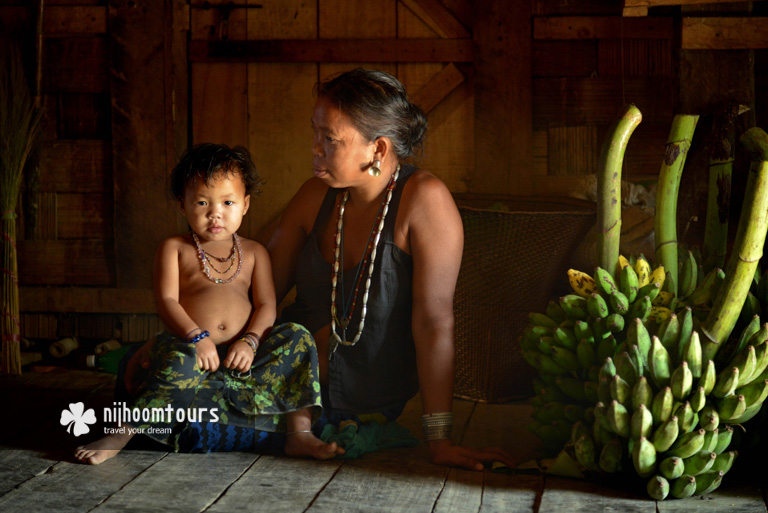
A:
[[192, 232, 243, 284]]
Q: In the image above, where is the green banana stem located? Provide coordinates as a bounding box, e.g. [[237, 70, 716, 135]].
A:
[[703, 103, 749, 273], [598, 104, 642, 280], [654, 115, 699, 298], [702, 127, 768, 361]]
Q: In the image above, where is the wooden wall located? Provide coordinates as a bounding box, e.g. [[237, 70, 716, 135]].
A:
[[1, 0, 766, 344]]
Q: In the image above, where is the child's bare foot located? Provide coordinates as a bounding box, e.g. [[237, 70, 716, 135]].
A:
[[285, 431, 345, 460], [74, 430, 135, 465]]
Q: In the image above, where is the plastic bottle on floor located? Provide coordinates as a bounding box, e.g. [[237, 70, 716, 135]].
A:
[[86, 345, 133, 373]]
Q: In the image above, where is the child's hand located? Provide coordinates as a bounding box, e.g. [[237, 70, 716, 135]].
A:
[[195, 338, 220, 371], [223, 340, 254, 373]]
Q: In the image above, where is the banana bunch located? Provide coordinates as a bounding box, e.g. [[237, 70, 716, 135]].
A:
[[520, 257, 768, 499]]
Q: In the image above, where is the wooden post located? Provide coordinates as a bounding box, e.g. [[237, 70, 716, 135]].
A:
[[473, 0, 532, 195], [109, 0, 186, 289]]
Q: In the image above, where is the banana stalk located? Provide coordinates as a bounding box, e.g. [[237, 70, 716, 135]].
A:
[[703, 102, 749, 273], [654, 115, 699, 298], [702, 127, 768, 361], [597, 104, 642, 280]]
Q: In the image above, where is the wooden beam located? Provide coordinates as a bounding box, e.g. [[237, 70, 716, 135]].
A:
[[20, 287, 155, 314], [43, 6, 107, 34], [682, 17, 768, 49], [626, 0, 761, 7], [400, 0, 471, 38], [473, 0, 532, 195], [409, 63, 465, 114], [622, 6, 649, 16], [533, 16, 674, 40], [188, 39, 473, 63]]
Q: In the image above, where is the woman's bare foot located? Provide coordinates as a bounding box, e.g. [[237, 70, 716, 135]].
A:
[[74, 430, 135, 465], [285, 431, 345, 460]]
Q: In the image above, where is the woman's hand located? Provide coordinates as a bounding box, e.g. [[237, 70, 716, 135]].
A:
[[428, 439, 517, 472], [195, 338, 220, 371], [223, 340, 255, 373]]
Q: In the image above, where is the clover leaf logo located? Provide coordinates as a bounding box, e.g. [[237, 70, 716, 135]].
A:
[[60, 402, 96, 437]]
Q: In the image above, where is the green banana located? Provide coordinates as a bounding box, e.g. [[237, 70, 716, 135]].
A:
[[584, 381, 600, 403], [563, 404, 586, 424], [717, 394, 747, 422], [614, 351, 639, 387], [730, 344, 757, 387], [670, 474, 697, 499], [682, 267, 725, 307], [651, 414, 679, 452], [637, 281, 661, 302], [570, 420, 591, 445], [699, 404, 720, 432], [683, 450, 716, 475], [689, 386, 707, 413], [713, 425, 733, 454], [610, 374, 631, 405], [631, 403, 653, 440], [574, 434, 598, 470], [587, 293, 610, 319], [628, 295, 652, 323], [546, 300, 568, 324], [549, 345, 580, 372], [711, 366, 739, 398], [632, 436, 657, 479], [596, 335, 618, 364], [576, 339, 596, 369], [681, 330, 703, 379], [649, 336, 672, 389], [599, 357, 617, 380], [605, 312, 625, 333], [532, 402, 567, 424], [667, 428, 706, 459], [651, 386, 674, 425], [598, 376, 612, 404], [744, 343, 768, 386], [675, 401, 697, 433], [594, 266, 618, 297], [556, 376, 589, 402], [598, 438, 624, 473], [537, 336, 556, 353], [739, 291, 762, 327], [657, 313, 681, 354], [735, 378, 768, 408], [620, 263, 640, 303], [552, 326, 578, 352], [647, 475, 669, 500], [677, 307, 694, 363], [609, 290, 630, 315], [560, 294, 588, 321], [678, 249, 697, 300], [537, 386, 566, 403], [702, 428, 719, 453], [698, 359, 717, 396], [694, 470, 724, 495], [711, 450, 737, 473], [632, 376, 654, 411], [627, 318, 651, 370], [659, 456, 685, 480], [662, 270, 676, 295], [629, 344, 645, 379], [529, 312, 560, 330], [747, 322, 768, 347], [671, 361, 693, 400], [607, 400, 631, 438]]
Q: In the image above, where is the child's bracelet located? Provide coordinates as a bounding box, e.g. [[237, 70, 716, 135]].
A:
[[187, 330, 210, 344], [244, 332, 262, 343], [185, 327, 202, 339], [239, 336, 258, 353]]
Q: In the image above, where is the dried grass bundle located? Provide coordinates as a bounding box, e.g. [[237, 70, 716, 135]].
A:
[[1, 36, 42, 375]]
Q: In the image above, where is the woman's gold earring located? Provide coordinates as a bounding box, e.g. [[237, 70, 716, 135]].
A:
[[369, 159, 382, 177]]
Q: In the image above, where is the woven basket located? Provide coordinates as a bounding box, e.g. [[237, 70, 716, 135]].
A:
[[452, 196, 596, 403]]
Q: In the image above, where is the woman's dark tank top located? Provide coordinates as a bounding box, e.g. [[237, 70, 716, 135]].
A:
[[279, 165, 419, 413]]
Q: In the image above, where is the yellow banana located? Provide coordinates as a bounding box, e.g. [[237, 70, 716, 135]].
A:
[[619, 254, 631, 269], [635, 256, 652, 288], [568, 269, 599, 298], [649, 265, 666, 288]]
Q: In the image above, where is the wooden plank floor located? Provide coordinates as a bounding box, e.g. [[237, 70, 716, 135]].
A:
[[1, 368, 767, 512]]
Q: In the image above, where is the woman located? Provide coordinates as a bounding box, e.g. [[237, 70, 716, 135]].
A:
[[263, 68, 515, 471]]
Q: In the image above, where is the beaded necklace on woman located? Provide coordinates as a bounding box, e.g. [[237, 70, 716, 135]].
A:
[[329, 165, 400, 358]]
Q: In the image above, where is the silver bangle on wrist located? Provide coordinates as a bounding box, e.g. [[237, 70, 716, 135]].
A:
[[422, 412, 453, 442]]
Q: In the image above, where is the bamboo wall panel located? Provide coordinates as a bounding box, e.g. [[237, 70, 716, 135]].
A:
[[56, 193, 111, 240], [42, 36, 108, 93], [191, 63, 249, 148], [547, 125, 599, 177], [532, 77, 675, 129], [598, 38, 674, 77], [532, 41, 598, 77]]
